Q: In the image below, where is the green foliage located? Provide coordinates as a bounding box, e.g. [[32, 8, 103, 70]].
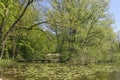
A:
[[18, 40, 35, 60], [46, 0, 116, 64]]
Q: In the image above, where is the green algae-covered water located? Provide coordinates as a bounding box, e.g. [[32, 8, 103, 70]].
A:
[[0, 63, 120, 80]]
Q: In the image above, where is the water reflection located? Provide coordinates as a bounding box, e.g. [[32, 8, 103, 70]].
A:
[[0, 64, 120, 80], [108, 71, 120, 80]]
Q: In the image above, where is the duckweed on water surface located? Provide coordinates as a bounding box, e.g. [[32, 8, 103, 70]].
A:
[[2, 63, 120, 80]]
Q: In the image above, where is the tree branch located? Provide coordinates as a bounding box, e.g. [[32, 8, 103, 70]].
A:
[[28, 21, 47, 30]]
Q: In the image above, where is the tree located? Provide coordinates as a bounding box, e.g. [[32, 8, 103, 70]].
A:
[[0, 0, 48, 59], [46, 0, 115, 63]]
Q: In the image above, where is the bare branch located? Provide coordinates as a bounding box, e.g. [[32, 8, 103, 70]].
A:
[[28, 21, 47, 30]]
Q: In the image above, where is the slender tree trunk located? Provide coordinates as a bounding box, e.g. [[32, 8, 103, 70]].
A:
[[12, 34, 17, 59], [55, 25, 60, 52], [0, 42, 5, 59], [0, 17, 5, 38]]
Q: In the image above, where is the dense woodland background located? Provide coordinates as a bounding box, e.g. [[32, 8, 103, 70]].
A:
[[0, 0, 120, 65]]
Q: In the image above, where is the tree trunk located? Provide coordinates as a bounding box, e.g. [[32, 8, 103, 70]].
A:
[[12, 35, 17, 59], [0, 42, 5, 59]]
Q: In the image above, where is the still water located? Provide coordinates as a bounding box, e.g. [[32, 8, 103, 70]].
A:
[[0, 63, 120, 80]]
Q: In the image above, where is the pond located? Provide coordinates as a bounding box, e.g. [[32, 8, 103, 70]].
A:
[[0, 63, 120, 80]]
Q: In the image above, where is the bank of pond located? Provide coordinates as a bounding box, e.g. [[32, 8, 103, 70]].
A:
[[0, 62, 120, 80]]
